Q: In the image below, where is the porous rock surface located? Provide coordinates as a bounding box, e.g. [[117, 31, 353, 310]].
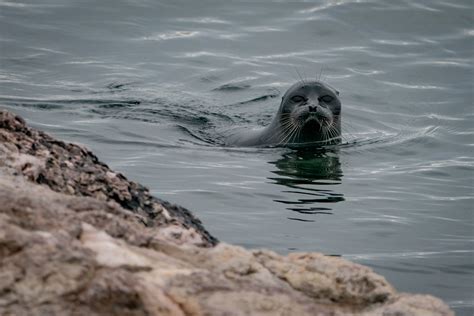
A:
[[0, 110, 453, 316]]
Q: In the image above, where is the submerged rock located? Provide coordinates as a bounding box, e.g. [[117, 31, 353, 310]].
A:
[[0, 110, 452, 315]]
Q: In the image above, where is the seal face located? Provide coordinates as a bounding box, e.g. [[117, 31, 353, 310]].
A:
[[226, 80, 341, 147]]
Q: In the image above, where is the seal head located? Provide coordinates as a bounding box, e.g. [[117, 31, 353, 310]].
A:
[[225, 80, 341, 147], [276, 80, 341, 145]]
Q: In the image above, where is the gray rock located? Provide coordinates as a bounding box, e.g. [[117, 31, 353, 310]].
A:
[[0, 110, 217, 247], [0, 110, 453, 316]]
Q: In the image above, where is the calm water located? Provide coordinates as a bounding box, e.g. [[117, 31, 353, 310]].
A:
[[1, 0, 473, 313]]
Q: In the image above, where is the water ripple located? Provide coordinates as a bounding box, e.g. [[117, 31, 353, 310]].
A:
[[380, 80, 447, 90], [298, 0, 374, 14], [346, 249, 473, 260]]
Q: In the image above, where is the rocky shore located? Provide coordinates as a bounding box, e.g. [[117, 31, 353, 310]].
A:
[[0, 110, 453, 315]]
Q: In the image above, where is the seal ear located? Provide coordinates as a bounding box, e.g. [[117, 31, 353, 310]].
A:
[[335, 90, 340, 96]]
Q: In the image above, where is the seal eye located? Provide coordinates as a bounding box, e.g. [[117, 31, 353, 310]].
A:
[[291, 95, 306, 103], [319, 95, 333, 103]]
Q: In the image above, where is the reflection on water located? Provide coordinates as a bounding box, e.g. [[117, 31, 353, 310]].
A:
[[269, 148, 344, 222]]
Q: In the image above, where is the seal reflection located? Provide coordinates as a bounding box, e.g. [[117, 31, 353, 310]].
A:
[[268, 148, 344, 222]]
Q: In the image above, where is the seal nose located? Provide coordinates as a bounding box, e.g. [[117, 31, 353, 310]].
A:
[[308, 105, 317, 113]]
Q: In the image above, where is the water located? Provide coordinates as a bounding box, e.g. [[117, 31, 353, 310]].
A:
[[1, 0, 473, 313]]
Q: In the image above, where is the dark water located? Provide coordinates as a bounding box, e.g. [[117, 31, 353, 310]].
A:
[[1, 0, 473, 313]]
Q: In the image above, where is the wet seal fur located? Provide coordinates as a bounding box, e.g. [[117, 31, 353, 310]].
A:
[[225, 80, 341, 147]]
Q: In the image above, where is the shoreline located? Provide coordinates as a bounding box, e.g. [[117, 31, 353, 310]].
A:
[[0, 109, 453, 315]]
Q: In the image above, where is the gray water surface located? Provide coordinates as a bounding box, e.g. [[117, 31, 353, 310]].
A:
[[1, 0, 473, 313]]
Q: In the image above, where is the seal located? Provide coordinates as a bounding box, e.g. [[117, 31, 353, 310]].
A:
[[225, 80, 341, 147]]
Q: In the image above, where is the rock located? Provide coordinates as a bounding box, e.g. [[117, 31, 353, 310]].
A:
[[0, 110, 453, 315], [0, 110, 217, 247]]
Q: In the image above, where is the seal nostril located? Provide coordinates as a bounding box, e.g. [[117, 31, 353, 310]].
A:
[[309, 105, 317, 112]]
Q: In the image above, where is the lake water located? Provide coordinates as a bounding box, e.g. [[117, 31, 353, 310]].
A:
[[1, 0, 473, 313]]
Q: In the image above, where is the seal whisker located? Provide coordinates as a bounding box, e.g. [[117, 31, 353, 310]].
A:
[[294, 123, 303, 144], [335, 127, 347, 144], [322, 127, 331, 144], [340, 129, 353, 143], [287, 121, 303, 145], [320, 124, 331, 144], [290, 123, 303, 144], [276, 125, 294, 145], [273, 118, 298, 143], [283, 123, 300, 144], [329, 126, 339, 144], [280, 121, 301, 145], [271, 126, 291, 143], [325, 125, 335, 142], [329, 124, 343, 144], [278, 117, 296, 131], [294, 67, 307, 86], [340, 124, 356, 141], [275, 125, 294, 142]]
